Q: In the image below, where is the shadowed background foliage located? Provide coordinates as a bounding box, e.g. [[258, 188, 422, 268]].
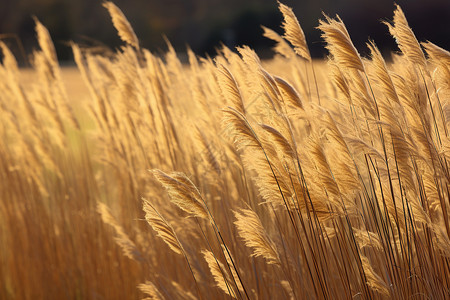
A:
[[1, 0, 449, 61]]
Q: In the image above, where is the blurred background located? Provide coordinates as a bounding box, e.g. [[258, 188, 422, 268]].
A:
[[0, 0, 449, 63]]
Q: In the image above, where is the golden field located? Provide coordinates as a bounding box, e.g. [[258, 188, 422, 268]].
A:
[[0, 2, 449, 299]]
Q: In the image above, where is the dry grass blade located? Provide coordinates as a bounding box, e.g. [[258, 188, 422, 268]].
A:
[[143, 200, 183, 255], [278, 1, 311, 61], [234, 209, 280, 264], [103, 1, 139, 49]]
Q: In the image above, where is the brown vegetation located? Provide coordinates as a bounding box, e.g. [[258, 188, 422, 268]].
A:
[[0, 2, 449, 299]]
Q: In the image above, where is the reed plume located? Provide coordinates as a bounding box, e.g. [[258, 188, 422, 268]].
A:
[[234, 209, 280, 265], [0, 42, 18, 76], [2, 2, 449, 299], [318, 14, 364, 72], [273, 76, 304, 110], [138, 281, 164, 300], [152, 169, 209, 220], [143, 200, 183, 255], [278, 1, 311, 61], [261, 26, 295, 59], [216, 64, 245, 115], [33, 17, 58, 66], [384, 5, 426, 67], [202, 249, 236, 297], [422, 41, 450, 66], [97, 202, 143, 261], [222, 107, 262, 150], [103, 1, 139, 49]]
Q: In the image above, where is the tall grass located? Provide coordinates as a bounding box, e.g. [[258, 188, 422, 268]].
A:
[[0, 1, 449, 299]]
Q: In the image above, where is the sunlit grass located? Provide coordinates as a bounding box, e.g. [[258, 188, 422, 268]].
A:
[[0, 2, 449, 299]]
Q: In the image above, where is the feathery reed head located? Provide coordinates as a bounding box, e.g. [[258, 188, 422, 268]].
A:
[[422, 41, 450, 67], [318, 14, 364, 71], [0, 42, 18, 73], [202, 249, 236, 297], [33, 17, 58, 65], [273, 76, 304, 109], [143, 199, 183, 255], [234, 209, 280, 264], [222, 107, 262, 150], [384, 4, 426, 67], [97, 202, 143, 261], [151, 169, 209, 220], [261, 25, 295, 59], [278, 1, 311, 61], [367, 40, 400, 104], [4, 3, 450, 299], [216, 64, 245, 115], [138, 281, 164, 300], [103, 1, 139, 49]]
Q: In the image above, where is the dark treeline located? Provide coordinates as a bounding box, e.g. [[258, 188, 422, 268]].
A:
[[0, 0, 449, 62]]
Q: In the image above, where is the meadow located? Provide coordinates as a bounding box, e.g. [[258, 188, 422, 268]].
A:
[[0, 2, 449, 299]]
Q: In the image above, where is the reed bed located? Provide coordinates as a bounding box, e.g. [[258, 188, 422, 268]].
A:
[[0, 2, 449, 299]]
